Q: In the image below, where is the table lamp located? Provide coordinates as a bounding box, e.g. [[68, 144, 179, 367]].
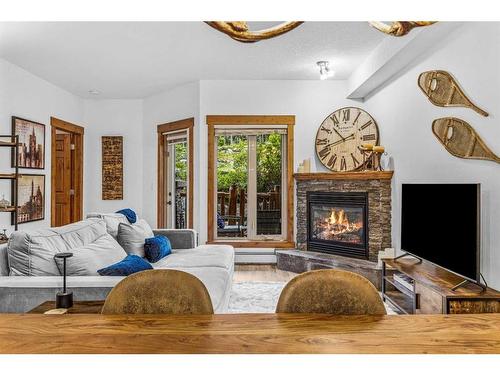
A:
[[54, 252, 73, 309]]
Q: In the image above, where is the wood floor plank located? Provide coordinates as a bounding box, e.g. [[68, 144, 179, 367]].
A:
[[234, 264, 297, 282]]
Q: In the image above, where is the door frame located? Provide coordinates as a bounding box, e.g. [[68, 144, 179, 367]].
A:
[[157, 118, 194, 229], [50, 117, 84, 226]]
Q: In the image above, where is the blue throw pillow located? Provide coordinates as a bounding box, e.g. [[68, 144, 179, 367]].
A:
[[217, 212, 225, 229], [97, 255, 152, 276], [144, 235, 172, 263], [116, 208, 137, 224]]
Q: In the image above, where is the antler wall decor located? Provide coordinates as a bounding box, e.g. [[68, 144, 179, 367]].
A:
[[368, 21, 436, 37], [205, 21, 436, 43], [205, 21, 304, 42]]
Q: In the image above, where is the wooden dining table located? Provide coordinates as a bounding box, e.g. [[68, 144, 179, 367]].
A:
[[0, 313, 499, 354]]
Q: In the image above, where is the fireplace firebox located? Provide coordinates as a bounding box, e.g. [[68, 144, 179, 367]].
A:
[[307, 191, 369, 259]]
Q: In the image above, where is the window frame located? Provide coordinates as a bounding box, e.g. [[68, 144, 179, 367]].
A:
[[207, 115, 295, 248]]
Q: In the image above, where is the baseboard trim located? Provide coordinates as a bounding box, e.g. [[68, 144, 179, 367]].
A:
[[235, 252, 277, 264]]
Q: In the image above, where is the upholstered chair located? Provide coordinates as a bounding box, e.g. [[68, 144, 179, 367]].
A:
[[101, 269, 214, 314], [276, 269, 386, 315]]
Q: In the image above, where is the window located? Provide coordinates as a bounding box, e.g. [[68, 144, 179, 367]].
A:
[[207, 115, 295, 248]]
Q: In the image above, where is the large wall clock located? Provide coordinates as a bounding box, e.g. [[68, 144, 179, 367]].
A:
[[315, 107, 379, 172]]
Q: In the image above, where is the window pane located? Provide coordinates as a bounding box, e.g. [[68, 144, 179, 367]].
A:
[[216, 135, 248, 238], [174, 141, 187, 229], [256, 132, 282, 236]]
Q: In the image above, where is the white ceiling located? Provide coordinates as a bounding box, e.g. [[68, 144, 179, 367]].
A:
[[0, 22, 386, 99]]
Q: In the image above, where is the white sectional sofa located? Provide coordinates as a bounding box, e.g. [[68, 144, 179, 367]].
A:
[[0, 214, 234, 313]]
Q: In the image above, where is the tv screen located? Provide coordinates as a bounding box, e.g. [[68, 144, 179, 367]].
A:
[[401, 184, 480, 281]]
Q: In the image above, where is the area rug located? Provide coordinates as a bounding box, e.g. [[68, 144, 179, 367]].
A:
[[228, 281, 398, 314]]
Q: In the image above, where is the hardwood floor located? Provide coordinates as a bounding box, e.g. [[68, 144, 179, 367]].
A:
[[234, 264, 297, 283]]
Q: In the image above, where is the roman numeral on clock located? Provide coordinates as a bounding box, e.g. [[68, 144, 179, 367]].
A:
[[330, 114, 339, 126], [327, 154, 337, 169], [318, 146, 331, 159], [340, 156, 347, 171], [342, 109, 350, 122], [352, 111, 361, 125], [351, 153, 360, 167], [316, 138, 328, 146], [320, 125, 332, 134], [360, 120, 373, 130]]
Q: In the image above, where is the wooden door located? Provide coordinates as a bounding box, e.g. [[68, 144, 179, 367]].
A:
[[50, 117, 84, 227], [54, 133, 72, 226]]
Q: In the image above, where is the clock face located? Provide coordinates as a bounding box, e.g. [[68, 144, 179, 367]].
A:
[[315, 107, 379, 172]]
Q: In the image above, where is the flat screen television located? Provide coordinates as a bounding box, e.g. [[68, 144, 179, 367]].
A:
[[401, 183, 480, 283]]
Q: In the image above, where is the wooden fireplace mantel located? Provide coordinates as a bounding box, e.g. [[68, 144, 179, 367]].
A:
[[293, 171, 394, 181]]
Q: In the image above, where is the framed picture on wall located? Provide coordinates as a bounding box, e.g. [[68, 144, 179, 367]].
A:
[[12, 116, 46, 169], [12, 174, 45, 225]]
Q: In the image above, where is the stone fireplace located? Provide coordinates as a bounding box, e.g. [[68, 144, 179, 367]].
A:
[[295, 171, 393, 262]]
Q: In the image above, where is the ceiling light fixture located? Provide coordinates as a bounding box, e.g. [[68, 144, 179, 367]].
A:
[[88, 89, 100, 95], [317, 61, 334, 80]]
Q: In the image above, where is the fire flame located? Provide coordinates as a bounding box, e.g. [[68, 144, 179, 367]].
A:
[[329, 209, 349, 226], [317, 208, 363, 244]]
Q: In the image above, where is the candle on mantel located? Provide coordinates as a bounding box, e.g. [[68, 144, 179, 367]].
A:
[[303, 158, 311, 173], [373, 146, 385, 153], [361, 143, 374, 150], [297, 161, 305, 173]]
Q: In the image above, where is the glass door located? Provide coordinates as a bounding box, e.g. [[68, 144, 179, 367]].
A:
[[214, 128, 287, 240], [163, 130, 189, 229]]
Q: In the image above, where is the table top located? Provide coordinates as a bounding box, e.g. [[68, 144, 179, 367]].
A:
[[0, 313, 499, 354]]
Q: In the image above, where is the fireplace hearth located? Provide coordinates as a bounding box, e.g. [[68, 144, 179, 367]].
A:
[[307, 192, 368, 259]]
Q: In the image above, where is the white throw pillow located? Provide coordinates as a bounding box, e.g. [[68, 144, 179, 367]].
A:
[[54, 233, 127, 276], [117, 219, 155, 257]]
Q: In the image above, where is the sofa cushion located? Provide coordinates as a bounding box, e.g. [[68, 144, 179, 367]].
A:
[[86, 213, 129, 239], [52, 218, 109, 249], [153, 244, 234, 270], [54, 233, 127, 276], [8, 229, 69, 276], [117, 219, 154, 257], [98, 254, 152, 276]]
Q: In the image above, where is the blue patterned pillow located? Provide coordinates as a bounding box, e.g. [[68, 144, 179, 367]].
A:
[[97, 255, 152, 276], [217, 212, 225, 229], [116, 208, 137, 224], [144, 235, 172, 263]]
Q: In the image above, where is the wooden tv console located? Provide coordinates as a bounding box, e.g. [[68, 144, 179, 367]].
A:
[[381, 257, 500, 314]]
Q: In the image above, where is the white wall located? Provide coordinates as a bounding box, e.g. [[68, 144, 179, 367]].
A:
[[83, 99, 143, 215], [362, 22, 500, 288], [142, 82, 200, 227], [0, 58, 83, 233]]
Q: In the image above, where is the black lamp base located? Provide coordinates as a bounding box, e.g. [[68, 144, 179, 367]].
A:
[[56, 291, 73, 309]]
